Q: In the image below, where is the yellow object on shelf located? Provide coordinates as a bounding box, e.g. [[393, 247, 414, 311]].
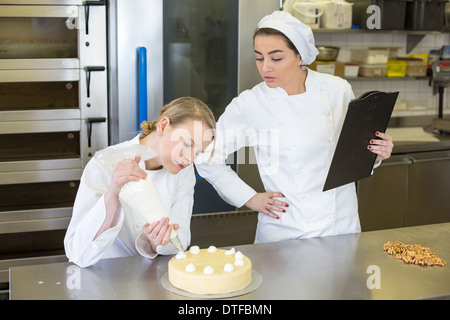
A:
[[386, 59, 407, 77], [408, 53, 429, 65]]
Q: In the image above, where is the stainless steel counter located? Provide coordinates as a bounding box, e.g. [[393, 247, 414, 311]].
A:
[[9, 223, 450, 300], [390, 128, 450, 154]]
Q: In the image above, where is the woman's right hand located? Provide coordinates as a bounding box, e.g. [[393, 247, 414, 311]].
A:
[[96, 157, 147, 240], [107, 156, 147, 198], [245, 192, 288, 219]]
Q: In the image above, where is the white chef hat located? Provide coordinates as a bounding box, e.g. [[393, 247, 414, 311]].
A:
[[257, 11, 319, 65]]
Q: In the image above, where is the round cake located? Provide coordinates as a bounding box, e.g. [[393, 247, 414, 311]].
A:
[[168, 245, 252, 295]]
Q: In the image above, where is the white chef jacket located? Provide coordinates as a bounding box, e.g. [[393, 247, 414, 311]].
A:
[[195, 69, 364, 243], [64, 136, 195, 267]]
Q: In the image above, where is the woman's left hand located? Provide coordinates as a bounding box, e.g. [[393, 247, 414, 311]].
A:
[[142, 217, 179, 252], [368, 131, 394, 163]]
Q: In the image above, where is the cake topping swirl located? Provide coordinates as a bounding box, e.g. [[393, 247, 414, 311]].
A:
[[225, 248, 235, 255], [207, 245, 217, 253], [234, 259, 245, 267], [175, 251, 187, 260], [223, 263, 234, 272], [203, 266, 214, 274], [189, 245, 200, 254], [235, 251, 244, 260], [185, 263, 196, 272]]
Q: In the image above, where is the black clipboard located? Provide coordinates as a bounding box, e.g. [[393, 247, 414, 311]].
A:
[[323, 91, 399, 191]]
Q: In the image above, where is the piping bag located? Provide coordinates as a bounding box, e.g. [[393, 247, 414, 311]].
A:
[[94, 143, 184, 252]]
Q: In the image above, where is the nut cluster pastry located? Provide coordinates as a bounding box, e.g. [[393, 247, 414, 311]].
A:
[[383, 241, 446, 267]]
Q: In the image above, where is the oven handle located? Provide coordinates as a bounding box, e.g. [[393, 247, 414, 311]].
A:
[[84, 0, 106, 35], [86, 117, 106, 148], [85, 66, 105, 98], [137, 47, 147, 129]]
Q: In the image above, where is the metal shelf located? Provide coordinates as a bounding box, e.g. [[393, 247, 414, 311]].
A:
[[313, 28, 445, 35], [313, 29, 448, 53], [346, 76, 430, 81]]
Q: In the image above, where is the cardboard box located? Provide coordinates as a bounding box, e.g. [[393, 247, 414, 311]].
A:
[[309, 61, 345, 78]]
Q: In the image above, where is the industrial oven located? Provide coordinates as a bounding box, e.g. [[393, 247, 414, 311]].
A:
[[0, 0, 108, 295]]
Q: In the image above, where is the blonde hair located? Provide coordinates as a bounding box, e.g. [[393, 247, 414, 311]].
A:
[[140, 97, 216, 159]]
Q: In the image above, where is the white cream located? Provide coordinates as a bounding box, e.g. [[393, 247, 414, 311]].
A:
[[189, 245, 200, 254], [207, 245, 217, 253], [203, 266, 214, 274], [223, 263, 234, 272], [235, 251, 244, 260], [225, 248, 235, 255], [175, 251, 187, 260], [234, 259, 244, 267], [185, 263, 196, 272]]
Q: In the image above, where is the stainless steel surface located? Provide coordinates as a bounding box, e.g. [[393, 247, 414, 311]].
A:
[[433, 118, 450, 133], [0, 168, 81, 185], [0, 207, 72, 234], [1, 252, 67, 284], [190, 211, 258, 247], [0, 120, 81, 134], [407, 150, 450, 226], [238, 0, 279, 93], [0, 5, 74, 17], [358, 148, 450, 231], [0, 69, 80, 82], [9, 223, 450, 300], [108, 0, 163, 143], [0, 0, 90, 4], [0, 59, 79, 70], [358, 155, 409, 231], [316, 46, 340, 61], [0, 159, 81, 172], [1, 110, 81, 122]]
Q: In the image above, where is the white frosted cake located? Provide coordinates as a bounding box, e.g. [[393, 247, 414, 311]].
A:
[[168, 245, 252, 295]]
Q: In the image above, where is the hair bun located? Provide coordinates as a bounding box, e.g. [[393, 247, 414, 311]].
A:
[[140, 120, 157, 136]]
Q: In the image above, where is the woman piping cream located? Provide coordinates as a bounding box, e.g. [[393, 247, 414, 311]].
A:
[[195, 11, 393, 243], [64, 97, 215, 267]]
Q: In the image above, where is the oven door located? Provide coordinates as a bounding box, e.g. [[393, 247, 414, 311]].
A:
[[0, 65, 108, 165], [0, 3, 106, 68]]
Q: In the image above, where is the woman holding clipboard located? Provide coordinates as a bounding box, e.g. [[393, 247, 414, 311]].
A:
[[195, 11, 393, 243]]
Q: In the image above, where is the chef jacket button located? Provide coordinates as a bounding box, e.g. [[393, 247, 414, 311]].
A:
[[325, 111, 330, 116], [136, 224, 141, 229], [287, 146, 291, 151], [328, 137, 334, 143], [320, 86, 325, 91], [300, 194, 306, 199], [295, 169, 301, 175]]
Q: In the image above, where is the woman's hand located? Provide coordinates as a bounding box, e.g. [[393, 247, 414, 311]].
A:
[[96, 157, 147, 240], [368, 131, 394, 163], [142, 217, 179, 252], [106, 156, 147, 199], [245, 192, 288, 219]]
